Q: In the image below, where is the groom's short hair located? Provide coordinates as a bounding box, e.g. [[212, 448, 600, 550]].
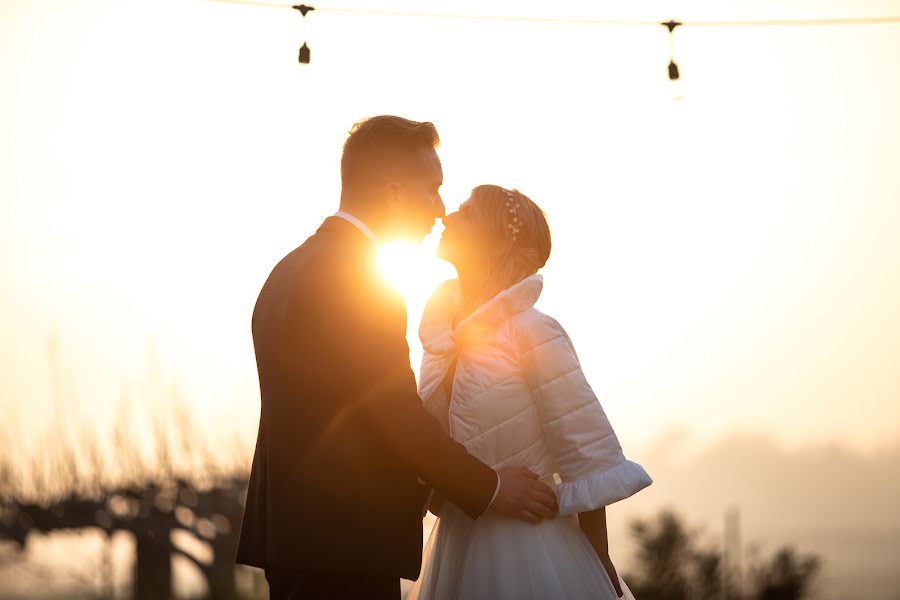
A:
[[341, 115, 440, 188]]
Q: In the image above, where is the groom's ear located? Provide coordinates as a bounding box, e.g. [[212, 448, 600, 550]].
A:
[[385, 182, 403, 213]]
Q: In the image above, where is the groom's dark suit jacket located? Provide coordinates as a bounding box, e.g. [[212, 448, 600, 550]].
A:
[[236, 216, 497, 579]]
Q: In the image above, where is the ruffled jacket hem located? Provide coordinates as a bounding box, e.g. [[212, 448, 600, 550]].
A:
[[557, 459, 653, 515]]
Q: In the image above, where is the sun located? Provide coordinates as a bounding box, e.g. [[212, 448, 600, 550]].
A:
[[377, 237, 456, 380], [376, 238, 456, 305]]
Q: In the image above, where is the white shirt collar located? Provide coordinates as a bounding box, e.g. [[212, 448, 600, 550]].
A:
[[333, 211, 378, 247]]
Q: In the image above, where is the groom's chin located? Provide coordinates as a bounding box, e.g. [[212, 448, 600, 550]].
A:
[[407, 231, 430, 245], [408, 223, 435, 243], [418, 228, 434, 243], [384, 229, 427, 245]]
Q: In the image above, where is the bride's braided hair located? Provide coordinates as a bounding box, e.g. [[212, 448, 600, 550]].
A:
[[468, 184, 552, 299]]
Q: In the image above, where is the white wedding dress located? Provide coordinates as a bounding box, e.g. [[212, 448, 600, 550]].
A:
[[408, 276, 650, 600], [410, 503, 637, 600]]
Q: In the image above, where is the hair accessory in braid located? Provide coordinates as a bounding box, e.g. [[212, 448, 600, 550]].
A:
[[504, 189, 521, 241]]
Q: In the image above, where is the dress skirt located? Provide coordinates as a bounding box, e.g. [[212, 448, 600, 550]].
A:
[[408, 502, 637, 600]]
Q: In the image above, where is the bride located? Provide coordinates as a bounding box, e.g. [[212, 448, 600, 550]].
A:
[[409, 185, 652, 600]]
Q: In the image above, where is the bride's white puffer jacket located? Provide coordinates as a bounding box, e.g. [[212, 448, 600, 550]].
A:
[[418, 274, 652, 516]]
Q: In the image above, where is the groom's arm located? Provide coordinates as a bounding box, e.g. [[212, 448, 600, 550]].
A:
[[316, 270, 554, 523], [357, 327, 500, 518], [421, 473, 499, 517], [342, 292, 499, 520]]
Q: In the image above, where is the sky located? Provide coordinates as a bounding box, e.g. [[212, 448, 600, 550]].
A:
[[2, 1, 900, 597], [1, 0, 899, 466]]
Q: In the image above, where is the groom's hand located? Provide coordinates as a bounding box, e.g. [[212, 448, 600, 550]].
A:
[[491, 467, 558, 524]]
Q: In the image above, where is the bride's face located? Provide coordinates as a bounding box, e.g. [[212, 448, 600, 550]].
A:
[[438, 196, 494, 268]]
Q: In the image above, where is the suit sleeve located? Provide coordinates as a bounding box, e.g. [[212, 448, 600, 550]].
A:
[[329, 275, 498, 520], [519, 314, 652, 515]]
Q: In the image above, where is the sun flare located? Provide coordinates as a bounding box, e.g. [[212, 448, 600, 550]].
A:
[[376, 239, 456, 304]]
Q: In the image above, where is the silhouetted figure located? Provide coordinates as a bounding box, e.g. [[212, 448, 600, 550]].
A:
[[408, 185, 651, 599], [236, 116, 558, 600]]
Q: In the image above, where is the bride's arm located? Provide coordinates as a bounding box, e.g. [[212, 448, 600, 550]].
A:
[[518, 313, 649, 598], [518, 314, 651, 517], [579, 507, 624, 598]]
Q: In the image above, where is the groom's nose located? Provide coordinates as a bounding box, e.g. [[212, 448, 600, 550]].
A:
[[433, 194, 446, 219]]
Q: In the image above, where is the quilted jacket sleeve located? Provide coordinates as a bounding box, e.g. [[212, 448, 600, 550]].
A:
[[519, 313, 652, 515]]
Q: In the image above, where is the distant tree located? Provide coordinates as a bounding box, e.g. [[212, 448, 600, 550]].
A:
[[692, 546, 725, 599], [624, 510, 821, 600], [750, 546, 821, 600], [624, 509, 722, 600]]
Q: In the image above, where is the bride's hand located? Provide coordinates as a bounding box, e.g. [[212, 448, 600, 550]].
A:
[[491, 467, 558, 523]]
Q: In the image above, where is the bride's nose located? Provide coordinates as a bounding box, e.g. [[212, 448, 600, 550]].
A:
[[440, 211, 457, 227]]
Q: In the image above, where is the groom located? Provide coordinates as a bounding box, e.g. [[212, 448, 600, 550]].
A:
[[236, 115, 558, 599]]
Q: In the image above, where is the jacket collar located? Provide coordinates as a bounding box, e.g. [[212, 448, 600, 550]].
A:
[[333, 211, 379, 247], [419, 274, 544, 355], [317, 215, 379, 257]]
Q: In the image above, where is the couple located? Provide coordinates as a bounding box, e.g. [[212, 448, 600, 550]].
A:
[[236, 115, 652, 599]]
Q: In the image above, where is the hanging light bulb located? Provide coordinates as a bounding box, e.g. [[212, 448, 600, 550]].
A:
[[668, 59, 680, 81], [661, 20, 684, 101], [292, 4, 315, 65], [662, 21, 682, 81]]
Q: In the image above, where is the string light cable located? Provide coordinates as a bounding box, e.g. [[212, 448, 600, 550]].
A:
[[205, 0, 900, 72]]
